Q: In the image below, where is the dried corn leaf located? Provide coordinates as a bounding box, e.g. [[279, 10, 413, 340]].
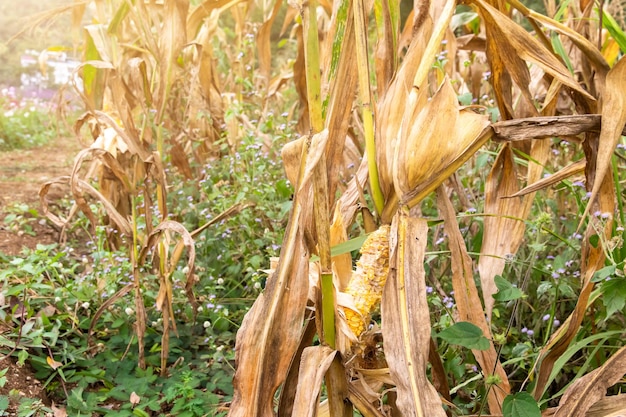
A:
[[554, 345, 626, 417], [508, 160, 585, 198], [533, 173, 615, 400], [507, 0, 610, 80], [581, 57, 626, 223], [291, 346, 337, 417], [321, 4, 358, 203], [476, 0, 594, 104], [156, 0, 188, 123], [257, 0, 283, 83], [277, 313, 317, 417], [381, 213, 446, 417], [478, 142, 545, 319], [437, 188, 510, 414], [229, 224, 310, 417]]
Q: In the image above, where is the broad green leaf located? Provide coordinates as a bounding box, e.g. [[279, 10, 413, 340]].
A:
[[591, 264, 616, 282], [503, 392, 541, 417], [601, 278, 626, 319], [493, 275, 524, 302], [437, 322, 490, 351]]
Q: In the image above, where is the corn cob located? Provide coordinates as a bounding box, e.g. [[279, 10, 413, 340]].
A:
[[343, 225, 390, 337]]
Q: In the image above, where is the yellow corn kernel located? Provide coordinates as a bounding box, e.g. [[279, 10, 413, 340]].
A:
[[343, 225, 390, 337]]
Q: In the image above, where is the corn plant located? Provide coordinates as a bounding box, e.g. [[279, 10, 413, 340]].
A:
[[36, 0, 255, 377], [228, 0, 626, 416]]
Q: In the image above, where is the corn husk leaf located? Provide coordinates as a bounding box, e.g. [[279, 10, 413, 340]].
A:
[[376, 12, 433, 200], [329, 202, 353, 290], [392, 79, 491, 208], [381, 213, 446, 417]]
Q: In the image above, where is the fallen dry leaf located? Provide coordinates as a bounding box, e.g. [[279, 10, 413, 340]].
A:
[[52, 405, 68, 417], [130, 391, 140, 406], [46, 356, 63, 370]]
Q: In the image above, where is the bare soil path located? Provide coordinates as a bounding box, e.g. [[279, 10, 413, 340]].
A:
[[0, 135, 81, 255], [0, 134, 81, 415]]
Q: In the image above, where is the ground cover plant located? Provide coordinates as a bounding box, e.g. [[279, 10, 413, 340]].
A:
[[0, 86, 64, 151], [0, 0, 626, 416]]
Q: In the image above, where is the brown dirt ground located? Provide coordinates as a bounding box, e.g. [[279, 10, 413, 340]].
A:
[[0, 134, 81, 415]]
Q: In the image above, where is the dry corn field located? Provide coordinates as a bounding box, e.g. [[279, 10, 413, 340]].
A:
[[5, 0, 626, 415]]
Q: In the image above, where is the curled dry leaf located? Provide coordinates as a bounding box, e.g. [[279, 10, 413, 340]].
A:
[[291, 346, 337, 417], [476, 0, 595, 104]]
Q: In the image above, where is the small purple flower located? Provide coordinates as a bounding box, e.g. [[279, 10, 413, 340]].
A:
[[527, 330, 534, 337], [521, 327, 528, 333], [553, 319, 560, 328], [542, 314, 551, 321]]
